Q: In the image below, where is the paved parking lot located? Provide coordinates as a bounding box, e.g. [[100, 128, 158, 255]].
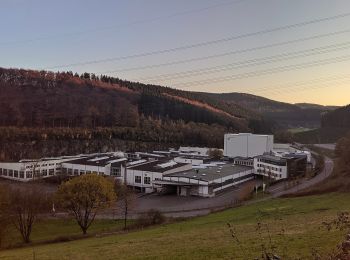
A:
[[104, 179, 260, 218]]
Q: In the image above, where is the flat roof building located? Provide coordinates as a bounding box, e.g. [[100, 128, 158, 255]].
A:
[[254, 153, 307, 181], [154, 164, 255, 197]]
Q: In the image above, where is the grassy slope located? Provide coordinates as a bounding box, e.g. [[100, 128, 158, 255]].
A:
[[2, 219, 132, 249], [1, 193, 350, 259]]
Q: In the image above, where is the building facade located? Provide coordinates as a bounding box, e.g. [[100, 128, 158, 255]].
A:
[[154, 164, 255, 197], [224, 133, 274, 158], [254, 153, 307, 181]]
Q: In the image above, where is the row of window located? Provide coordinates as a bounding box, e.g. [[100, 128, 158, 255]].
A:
[[257, 164, 283, 172], [61, 168, 104, 176], [235, 161, 253, 166], [0, 168, 28, 178], [135, 176, 151, 185], [256, 169, 282, 178], [25, 163, 56, 169]]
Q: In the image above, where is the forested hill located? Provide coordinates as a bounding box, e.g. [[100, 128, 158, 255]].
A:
[[321, 104, 350, 128], [0, 67, 273, 160], [204, 92, 335, 128], [0, 67, 260, 130], [293, 104, 350, 144]]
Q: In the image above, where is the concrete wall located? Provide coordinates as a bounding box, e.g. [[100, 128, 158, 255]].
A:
[[224, 133, 274, 158]]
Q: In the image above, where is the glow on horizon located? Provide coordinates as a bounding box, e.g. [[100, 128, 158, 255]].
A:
[[1, 0, 350, 106]]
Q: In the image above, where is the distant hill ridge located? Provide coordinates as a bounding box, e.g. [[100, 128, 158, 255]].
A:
[[0, 67, 337, 130], [0, 67, 260, 130], [203, 92, 335, 128]]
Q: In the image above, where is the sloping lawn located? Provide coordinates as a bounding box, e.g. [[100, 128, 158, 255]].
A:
[[1, 193, 349, 259]]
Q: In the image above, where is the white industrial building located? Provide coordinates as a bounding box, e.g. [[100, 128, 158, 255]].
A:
[[254, 155, 288, 180], [0, 155, 85, 182], [254, 153, 308, 181], [273, 143, 312, 163], [154, 164, 255, 197], [126, 159, 192, 193], [61, 155, 127, 177], [224, 133, 274, 158]]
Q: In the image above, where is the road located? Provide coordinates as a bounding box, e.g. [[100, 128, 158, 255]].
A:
[[269, 156, 334, 197], [313, 144, 336, 151]]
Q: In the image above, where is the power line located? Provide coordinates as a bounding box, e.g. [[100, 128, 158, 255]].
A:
[[0, 0, 250, 46], [256, 76, 350, 95], [134, 41, 350, 82], [174, 54, 350, 88], [251, 73, 350, 93], [100, 29, 350, 74], [44, 12, 350, 70]]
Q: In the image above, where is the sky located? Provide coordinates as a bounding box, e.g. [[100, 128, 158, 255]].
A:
[[1, 0, 350, 106]]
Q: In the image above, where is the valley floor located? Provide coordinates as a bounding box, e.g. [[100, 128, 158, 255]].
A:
[[1, 192, 349, 259]]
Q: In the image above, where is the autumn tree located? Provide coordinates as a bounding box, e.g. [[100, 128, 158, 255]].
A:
[[208, 148, 223, 160], [7, 185, 51, 243], [55, 174, 116, 234], [114, 180, 136, 230]]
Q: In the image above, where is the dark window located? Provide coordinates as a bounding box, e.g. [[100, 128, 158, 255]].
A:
[[111, 167, 121, 177], [49, 169, 55, 176], [144, 176, 151, 184], [135, 176, 141, 183], [14, 171, 18, 178], [26, 171, 32, 178]]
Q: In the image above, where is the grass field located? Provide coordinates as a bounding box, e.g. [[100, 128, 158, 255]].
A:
[[1, 193, 350, 259], [288, 127, 315, 134], [2, 219, 132, 249]]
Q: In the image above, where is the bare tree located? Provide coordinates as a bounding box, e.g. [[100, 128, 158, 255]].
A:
[[114, 179, 136, 230], [7, 184, 50, 243]]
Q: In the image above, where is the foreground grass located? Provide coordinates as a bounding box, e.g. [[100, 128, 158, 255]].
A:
[[2, 219, 131, 249], [1, 193, 350, 259]]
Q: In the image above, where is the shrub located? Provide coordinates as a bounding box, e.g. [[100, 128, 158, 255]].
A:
[[136, 209, 166, 227]]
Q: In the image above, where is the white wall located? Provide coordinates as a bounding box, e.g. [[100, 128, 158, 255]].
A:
[[126, 169, 163, 192], [224, 133, 274, 158], [0, 158, 69, 182], [253, 157, 287, 180]]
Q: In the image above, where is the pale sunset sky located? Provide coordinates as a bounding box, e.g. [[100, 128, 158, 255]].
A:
[[1, 0, 350, 106]]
